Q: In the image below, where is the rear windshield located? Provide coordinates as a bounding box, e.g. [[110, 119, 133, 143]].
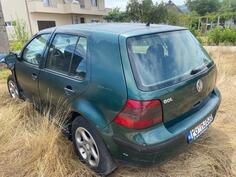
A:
[[127, 30, 213, 91]]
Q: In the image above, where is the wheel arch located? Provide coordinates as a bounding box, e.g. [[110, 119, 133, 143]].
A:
[[67, 99, 111, 135]]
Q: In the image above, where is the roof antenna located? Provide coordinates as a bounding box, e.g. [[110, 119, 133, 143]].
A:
[[146, 16, 153, 27]]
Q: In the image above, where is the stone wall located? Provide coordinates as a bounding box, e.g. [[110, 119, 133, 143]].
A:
[[0, 2, 9, 53]]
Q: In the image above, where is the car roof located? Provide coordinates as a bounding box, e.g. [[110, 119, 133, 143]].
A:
[[39, 23, 187, 37]]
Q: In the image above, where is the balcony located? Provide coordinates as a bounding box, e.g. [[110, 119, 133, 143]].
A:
[[27, 1, 109, 16]]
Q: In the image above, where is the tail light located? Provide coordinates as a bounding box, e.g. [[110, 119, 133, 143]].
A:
[[113, 99, 163, 129]]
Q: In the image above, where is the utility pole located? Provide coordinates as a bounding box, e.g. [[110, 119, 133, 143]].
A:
[[0, 0, 9, 53]]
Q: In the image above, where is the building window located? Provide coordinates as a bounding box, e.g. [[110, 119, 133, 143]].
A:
[[72, 0, 80, 4], [74, 18, 79, 24], [90, 0, 98, 7], [42, 0, 50, 6], [5, 21, 16, 27], [91, 19, 99, 23]]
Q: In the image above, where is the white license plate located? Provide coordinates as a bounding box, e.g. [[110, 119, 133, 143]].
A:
[[187, 114, 214, 143]]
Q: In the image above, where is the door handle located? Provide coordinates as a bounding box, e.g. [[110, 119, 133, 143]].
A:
[[64, 85, 75, 95], [32, 73, 38, 81]]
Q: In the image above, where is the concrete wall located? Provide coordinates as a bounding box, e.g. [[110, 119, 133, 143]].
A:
[[30, 13, 72, 34], [0, 1, 9, 53], [1, 0, 107, 38], [1, 0, 31, 37], [30, 13, 104, 34]]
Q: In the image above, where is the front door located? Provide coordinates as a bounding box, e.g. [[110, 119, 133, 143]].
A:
[[39, 33, 89, 109], [80, 17, 85, 24], [15, 34, 50, 101]]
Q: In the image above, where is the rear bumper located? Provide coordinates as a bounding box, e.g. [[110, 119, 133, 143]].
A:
[[108, 88, 221, 165]]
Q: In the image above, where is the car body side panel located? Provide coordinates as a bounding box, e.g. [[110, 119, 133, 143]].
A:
[[69, 32, 128, 129], [36, 31, 128, 132], [14, 32, 53, 102], [71, 98, 109, 130], [14, 61, 40, 100]]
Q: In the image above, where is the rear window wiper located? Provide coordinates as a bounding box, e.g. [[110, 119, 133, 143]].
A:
[[190, 64, 208, 75]]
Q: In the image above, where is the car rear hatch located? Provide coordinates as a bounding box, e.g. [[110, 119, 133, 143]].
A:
[[160, 66, 216, 123], [126, 29, 217, 124]]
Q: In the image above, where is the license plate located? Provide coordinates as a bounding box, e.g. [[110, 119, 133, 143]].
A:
[[187, 114, 214, 143]]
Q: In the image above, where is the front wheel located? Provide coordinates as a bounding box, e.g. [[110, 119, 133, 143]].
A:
[[7, 75, 20, 99], [72, 117, 117, 176]]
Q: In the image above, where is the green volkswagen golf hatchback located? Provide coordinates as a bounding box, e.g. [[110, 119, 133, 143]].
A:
[[1, 23, 221, 175]]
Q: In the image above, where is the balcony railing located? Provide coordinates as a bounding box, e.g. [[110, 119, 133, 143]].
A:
[[27, 1, 109, 15]]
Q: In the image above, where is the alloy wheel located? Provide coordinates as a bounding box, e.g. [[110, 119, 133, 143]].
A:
[[8, 80, 19, 98], [75, 127, 100, 167]]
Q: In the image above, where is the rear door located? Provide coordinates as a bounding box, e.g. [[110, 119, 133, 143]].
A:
[[39, 33, 89, 107], [15, 34, 50, 100]]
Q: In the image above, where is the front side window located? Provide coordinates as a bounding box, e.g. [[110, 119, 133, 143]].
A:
[[127, 30, 213, 90], [22, 34, 50, 66], [46, 34, 79, 73]]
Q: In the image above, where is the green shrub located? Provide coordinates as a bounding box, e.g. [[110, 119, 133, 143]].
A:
[[208, 28, 222, 45], [221, 28, 236, 44], [10, 18, 29, 51], [10, 41, 25, 51], [189, 28, 203, 44], [208, 28, 236, 45]]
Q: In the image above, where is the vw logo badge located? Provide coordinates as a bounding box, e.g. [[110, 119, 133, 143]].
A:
[[196, 79, 203, 93]]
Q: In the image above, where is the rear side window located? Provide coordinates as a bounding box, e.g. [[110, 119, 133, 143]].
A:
[[46, 34, 79, 73], [69, 37, 87, 78], [22, 34, 50, 65]]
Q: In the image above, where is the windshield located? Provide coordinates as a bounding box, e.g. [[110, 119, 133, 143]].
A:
[[127, 30, 213, 91]]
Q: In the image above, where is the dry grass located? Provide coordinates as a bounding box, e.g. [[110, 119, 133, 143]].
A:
[[0, 47, 236, 177], [0, 71, 96, 177]]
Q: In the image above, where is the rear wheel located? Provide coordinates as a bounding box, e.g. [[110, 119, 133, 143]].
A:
[[7, 75, 19, 99], [72, 116, 117, 176]]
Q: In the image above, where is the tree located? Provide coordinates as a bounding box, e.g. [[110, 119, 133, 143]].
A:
[[140, 0, 154, 22], [152, 2, 168, 24], [221, 0, 236, 11], [186, 0, 221, 16], [126, 0, 142, 22], [126, 0, 168, 23], [104, 8, 128, 22]]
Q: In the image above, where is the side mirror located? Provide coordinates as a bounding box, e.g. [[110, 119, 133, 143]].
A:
[[0, 53, 18, 69], [0, 54, 7, 64]]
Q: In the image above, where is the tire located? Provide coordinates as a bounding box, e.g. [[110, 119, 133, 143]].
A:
[[72, 116, 117, 176], [7, 75, 20, 99]]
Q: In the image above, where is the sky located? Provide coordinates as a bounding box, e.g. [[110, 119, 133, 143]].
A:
[[105, 0, 185, 10]]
